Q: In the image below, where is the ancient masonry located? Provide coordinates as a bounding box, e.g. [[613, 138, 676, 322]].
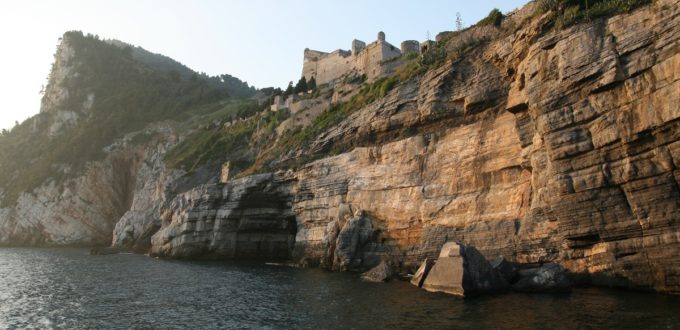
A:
[[302, 31, 423, 86], [271, 32, 424, 112]]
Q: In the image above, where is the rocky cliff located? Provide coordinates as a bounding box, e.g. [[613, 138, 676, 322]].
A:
[[144, 0, 680, 293], [0, 124, 177, 246], [148, 173, 296, 259], [1, 1, 678, 294]]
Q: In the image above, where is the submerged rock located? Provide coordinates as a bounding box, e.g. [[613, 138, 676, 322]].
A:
[[89, 246, 122, 255], [512, 263, 572, 293], [421, 242, 508, 297], [490, 256, 520, 284], [361, 260, 394, 282]]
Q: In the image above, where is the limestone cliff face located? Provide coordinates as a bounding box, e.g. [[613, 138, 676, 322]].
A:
[[507, 0, 680, 291], [148, 0, 680, 293], [39, 33, 95, 137], [148, 173, 296, 259], [1, 0, 678, 295], [109, 129, 182, 252], [0, 125, 177, 246]]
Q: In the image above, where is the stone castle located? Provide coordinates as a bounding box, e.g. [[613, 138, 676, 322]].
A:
[[302, 31, 423, 85]]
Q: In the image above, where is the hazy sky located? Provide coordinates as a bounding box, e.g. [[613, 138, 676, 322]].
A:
[[0, 0, 528, 130]]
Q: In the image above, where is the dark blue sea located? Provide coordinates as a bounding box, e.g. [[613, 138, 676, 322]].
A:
[[1, 248, 678, 329]]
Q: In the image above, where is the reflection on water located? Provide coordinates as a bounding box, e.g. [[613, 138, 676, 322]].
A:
[[0, 248, 678, 329]]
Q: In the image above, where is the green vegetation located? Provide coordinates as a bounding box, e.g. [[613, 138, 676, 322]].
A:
[[0, 31, 239, 205], [403, 51, 420, 61], [343, 73, 367, 85], [477, 8, 505, 27], [163, 100, 288, 173], [108, 39, 255, 98], [307, 77, 317, 91], [283, 81, 294, 97], [259, 75, 408, 170], [294, 77, 308, 94], [536, 0, 651, 29]]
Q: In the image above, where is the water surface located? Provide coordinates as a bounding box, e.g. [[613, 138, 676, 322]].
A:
[[1, 248, 678, 329]]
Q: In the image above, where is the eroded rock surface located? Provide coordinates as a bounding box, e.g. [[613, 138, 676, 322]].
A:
[[1, 0, 678, 294], [149, 173, 296, 259], [288, 0, 680, 293]]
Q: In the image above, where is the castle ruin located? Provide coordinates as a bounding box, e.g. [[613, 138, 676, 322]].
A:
[[302, 32, 421, 86]]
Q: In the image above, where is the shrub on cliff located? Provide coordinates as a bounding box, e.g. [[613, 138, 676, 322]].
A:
[[307, 77, 317, 91], [294, 76, 308, 94], [477, 8, 505, 27], [536, 0, 651, 29]]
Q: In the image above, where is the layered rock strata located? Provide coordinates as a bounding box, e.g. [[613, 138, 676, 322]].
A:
[[142, 0, 680, 293], [0, 127, 176, 246], [0, 0, 678, 294], [149, 173, 297, 259], [286, 0, 680, 293]]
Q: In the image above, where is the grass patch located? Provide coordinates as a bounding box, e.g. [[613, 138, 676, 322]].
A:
[[255, 75, 410, 171], [164, 103, 289, 173]]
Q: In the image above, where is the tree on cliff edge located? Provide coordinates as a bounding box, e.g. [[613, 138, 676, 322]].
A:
[[294, 76, 308, 94], [284, 81, 294, 97], [308, 77, 317, 91]]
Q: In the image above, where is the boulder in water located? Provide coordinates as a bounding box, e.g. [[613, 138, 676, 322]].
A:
[[361, 260, 393, 282], [490, 256, 519, 284], [411, 258, 436, 288], [512, 263, 572, 293], [422, 242, 509, 297]]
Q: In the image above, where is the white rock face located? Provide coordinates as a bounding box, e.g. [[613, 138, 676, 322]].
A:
[[0, 162, 125, 246], [47, 110, 80, 137], [111, 138, 182, 251], [40, 36, 75, 114], [0, 124, 178, 247]]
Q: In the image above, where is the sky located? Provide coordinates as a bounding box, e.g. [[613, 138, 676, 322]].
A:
[[0, 0, 528, 130]]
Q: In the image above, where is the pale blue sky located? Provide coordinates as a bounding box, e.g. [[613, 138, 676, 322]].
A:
[[0, 0, 528, 130]]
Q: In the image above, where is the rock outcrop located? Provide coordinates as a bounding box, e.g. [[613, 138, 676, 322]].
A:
[[361, 260, 394, 282], [149, 173, 296, 259], [286, 0, 680, 294], [1, 0, 679, 295], [111, 134, 181, 252], [0, 125, 177, 247], [512, 263, 572, 293], [420, 242, 509, 297], [411, 258, 436, 288]]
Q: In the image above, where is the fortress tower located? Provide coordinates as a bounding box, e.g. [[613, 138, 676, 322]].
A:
[[302, 31, 405, 86]]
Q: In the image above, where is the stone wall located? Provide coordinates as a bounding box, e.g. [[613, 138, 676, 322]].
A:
[[302, 34, 404, 85], [355, 41, 402, 81], [302, 49, 353, 86]]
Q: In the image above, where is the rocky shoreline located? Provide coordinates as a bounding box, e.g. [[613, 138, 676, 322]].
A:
[[1, 0, 679, 295]]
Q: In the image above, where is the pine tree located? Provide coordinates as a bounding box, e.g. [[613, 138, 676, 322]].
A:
[[284, 81, 294, 96], [294, 76, 308, 94], [308, 76, 317, 91]]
